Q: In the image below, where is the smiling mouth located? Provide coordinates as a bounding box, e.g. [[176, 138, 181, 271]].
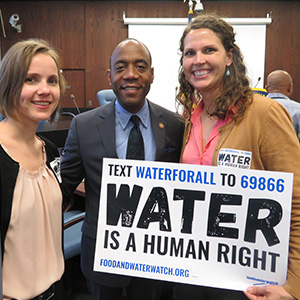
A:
[[123, 86, 139, 91], [32, 101, 51, 106], [193, 70, 211, 76]]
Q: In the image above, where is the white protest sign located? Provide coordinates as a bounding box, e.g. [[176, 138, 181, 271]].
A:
[[94, 158, 293, 291]]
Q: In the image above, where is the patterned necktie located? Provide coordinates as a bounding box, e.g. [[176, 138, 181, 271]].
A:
[[126, 115, 145, 160]]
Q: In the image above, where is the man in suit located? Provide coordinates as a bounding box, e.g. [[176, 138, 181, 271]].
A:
[[61, 38, 185, 300]]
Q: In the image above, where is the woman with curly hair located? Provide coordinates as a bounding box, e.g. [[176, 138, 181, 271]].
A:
[[175, 12, 300, 300]]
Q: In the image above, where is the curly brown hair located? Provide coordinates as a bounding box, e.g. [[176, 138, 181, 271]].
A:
[[177, 12, 253, 121]]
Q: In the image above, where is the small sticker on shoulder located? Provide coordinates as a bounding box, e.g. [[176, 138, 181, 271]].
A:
[[217, 148, 252, 169]]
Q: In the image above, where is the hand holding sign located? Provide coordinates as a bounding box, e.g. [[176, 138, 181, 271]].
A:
[[244, 285, 296, 300]]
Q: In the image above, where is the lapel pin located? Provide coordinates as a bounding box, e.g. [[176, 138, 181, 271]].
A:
[[158, 122, 165, 129]]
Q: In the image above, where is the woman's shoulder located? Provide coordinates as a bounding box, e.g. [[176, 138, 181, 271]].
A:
[[249, 93, 286, 114], [251, 93, 275, 106], [245, 93, 292, 127], [37, 134, 59, 161]]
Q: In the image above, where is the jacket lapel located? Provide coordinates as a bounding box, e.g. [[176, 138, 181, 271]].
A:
[[149, 102, 165, 161], [97, 101, 118, 158]]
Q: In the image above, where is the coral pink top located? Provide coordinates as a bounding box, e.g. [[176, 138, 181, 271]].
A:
[[182, 101, 230, 166]]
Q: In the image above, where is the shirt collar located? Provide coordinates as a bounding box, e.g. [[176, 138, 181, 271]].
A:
[[267, 92, 290, 100], [115, 99, 149, 130]]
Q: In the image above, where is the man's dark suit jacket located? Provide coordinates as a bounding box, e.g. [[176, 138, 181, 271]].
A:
[[61, 100, 185, 286]]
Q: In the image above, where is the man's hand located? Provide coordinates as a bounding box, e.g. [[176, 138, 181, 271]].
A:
[[244, 285, 296, 300]]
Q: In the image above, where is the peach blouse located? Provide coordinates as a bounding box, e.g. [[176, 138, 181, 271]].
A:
[[2, 143, 64, 300]]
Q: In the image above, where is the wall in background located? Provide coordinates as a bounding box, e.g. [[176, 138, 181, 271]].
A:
[[0, 1, 300, 108]]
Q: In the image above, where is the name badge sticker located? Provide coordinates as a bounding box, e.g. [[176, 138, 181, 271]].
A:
[[217, 148, 252, 169], [50, 157, 62, 183]]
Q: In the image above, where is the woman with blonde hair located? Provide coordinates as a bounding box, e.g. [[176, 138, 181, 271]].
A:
[[0, 38, 66, 300]]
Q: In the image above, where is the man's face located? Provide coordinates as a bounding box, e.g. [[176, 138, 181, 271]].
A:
[[107, 40, 154, 114]]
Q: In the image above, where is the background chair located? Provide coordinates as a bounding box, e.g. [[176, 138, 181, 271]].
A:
[[63, 194, 86, 299], [63, 210, 85, 260], [63, 179, 85, 260], [97, 89, 116, 106]]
